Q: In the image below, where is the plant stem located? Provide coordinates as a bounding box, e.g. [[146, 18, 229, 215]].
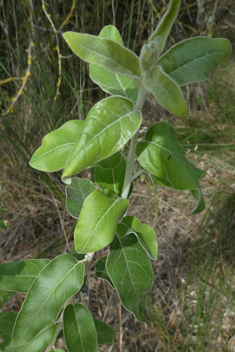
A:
[[121, 83, 147, 199]]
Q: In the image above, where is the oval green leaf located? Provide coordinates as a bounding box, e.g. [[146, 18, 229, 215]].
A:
[[12, 254, 84, 347], [0, 259, 50, 293], [65, 177, 96, 219], [75, 189, 129, 253], [90, 25, 139, 102], [62, 96, 142, 182], [63, 31, 141, 79], [136, 122, 205, 214], [157, 37, 232, 86], [63, 304, 98, 352], [144, 66, 187, 117], [29, 120, 84, 172], [95, 256, 114, 288], [117, 216, 158, 260], [106, 234, 153, 322], [94, 318, 116, 345]]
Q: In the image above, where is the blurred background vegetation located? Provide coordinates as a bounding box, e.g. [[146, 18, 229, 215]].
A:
[[0, 0, 235, 351]]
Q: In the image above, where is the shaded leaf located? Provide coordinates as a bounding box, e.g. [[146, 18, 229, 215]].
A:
[[144, 66, 187, 117], [94, 319, 116, 345], [92, 151, 122, 169], [95, 155, 126, 196], [117, 216, 158, 260], [69, 246, 85, 261], [29, 120, 84, 172], [75, 189, 129, 253], [65, 177, 96, 218], [136, 122, 205, 214], [63, 31, 141, 79], [107, 234, 153, 322], [12, 254, 84, 347], [0, 220, 7, 230], [63, 304, 98, 352], [0, 290, 14, 308], [95, 256, 114, 288], [158, 37, 232, 86], [62, 96, 142, 182], [0, 259, 50, 293], [90, 25, 138, 102]]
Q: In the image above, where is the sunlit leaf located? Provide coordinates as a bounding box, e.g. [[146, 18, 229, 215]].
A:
[[136, 122, 205, 214], [117, 216, 158, 260], [158, 37, 232, 86], [0, 259, 50, 293], [12, 254, 84, 347], [107, 234, 153, 322], [62, 96, 142, 182], [148, 0, 181, 54], [144, 66, 187, 117], [6, 323, 57, 352], [75, 189, 129, 253], [90, 25, 139, 102], [63, 31, 141, 80], [29, 120, 83, 172], [63, 304, 98, 352], [65, 177, 96, 219]]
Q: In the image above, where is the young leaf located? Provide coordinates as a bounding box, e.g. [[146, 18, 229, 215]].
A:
[[89, 25, 139, 102], [12, 254, 84, 347], [148, 0, 181, 54], [65, 177, 96, 219], [63, 304, 98, 352], [75, 189, 129, 253], [62, 96, 142, 182], [63, 32, 141, 80], [157, 37, 232, 86], [117, 216, 158, 260], [6, 323, 57, 352], [0, 259, 50, 293], [29, 120, 84, 172], [0, 290, 14, 308], [95, 256, 114, 288], [94, 319, 116, 345], [144, 65, 187, 117], [106, 234, 153, 322], [94, 155, 127, 196], [136, 122, 205, 214]]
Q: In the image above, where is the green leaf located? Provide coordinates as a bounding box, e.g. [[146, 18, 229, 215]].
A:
[[29, 120, 84, 172], [63, 31, 141, 80], [75, 189, 129, 253], [95, 155, 127, 196], [0, 290, 14, 308], [63, 304, 98, 352], [65, 177, 96, 219], [12, 254, 84, 347], [157, 37, 232, 86], [106, 234, 153, 322], [0, 259, 50, 293], [69, 246, 85, 261], [62, 96, 142, 182], [0, 207, 5, 214], [95, 256, 114, 288], [144, 66, 187, 117], [94, 318, 116, 345], [136, 122, 205, 214], [6, 323, 57, 352], [148, 0, 181, 54], [92, 151, 122, 169], [0, 312, 18, 336], [117, 216, 158, 260], [90, 25, 139, 102]]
